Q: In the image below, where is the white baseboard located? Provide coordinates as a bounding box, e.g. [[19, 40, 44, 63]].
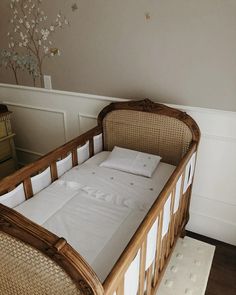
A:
[[187, 211, 236, 245]]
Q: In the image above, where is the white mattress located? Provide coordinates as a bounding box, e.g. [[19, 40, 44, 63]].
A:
[[14, 152, 175, 282]]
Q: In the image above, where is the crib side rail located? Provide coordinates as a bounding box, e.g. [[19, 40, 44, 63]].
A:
[[103, 142, 198, 295], [0, 125, 102, 197]]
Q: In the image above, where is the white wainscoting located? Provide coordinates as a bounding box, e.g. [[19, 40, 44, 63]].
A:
[[78, 113, 97, 134], [5, 102, 67, 154], [0, 83, 235, 246]]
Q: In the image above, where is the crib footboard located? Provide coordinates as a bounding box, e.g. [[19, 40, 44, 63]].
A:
[[0, 204, 104, 295], [102, 143, 198, 295]]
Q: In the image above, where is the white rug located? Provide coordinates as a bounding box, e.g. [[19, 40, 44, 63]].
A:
[[156, 236, 215, 295]]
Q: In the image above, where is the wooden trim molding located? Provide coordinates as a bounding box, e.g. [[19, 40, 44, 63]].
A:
[[0, 83, 127, 103]]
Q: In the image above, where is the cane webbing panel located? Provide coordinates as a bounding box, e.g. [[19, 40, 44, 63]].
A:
[[0, 232, 83, 295], [103, 110, 192, 165]]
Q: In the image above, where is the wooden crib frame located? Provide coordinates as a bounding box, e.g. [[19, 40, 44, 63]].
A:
[[0, 99, 200, 295]]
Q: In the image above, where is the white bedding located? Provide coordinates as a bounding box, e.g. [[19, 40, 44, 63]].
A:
[[14, 152, 175, 282]]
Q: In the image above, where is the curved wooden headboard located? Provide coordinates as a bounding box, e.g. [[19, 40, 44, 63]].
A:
[[98, 99, 200, 165]]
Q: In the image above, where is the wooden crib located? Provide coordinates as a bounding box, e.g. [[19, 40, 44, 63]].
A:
[[0, 99, 200, 295]]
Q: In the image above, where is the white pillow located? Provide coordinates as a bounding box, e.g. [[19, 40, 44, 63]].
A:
[[100, 146, 161, 178]]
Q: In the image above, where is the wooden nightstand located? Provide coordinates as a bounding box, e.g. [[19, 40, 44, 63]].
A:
[[0, 104, 18, 179]]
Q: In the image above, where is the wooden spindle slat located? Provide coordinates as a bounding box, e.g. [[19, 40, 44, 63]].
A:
[[170, 188, 177, 246], [138, 239, 147, 295], [180, 194, 187, 230], [101, 132, 105, 151], [72, 148, 78, 167], [23, 178, 33, 199], [167, 189, 176, 253], [176, 196, 184, 235], [175, 170, 186, 234], [185, 186, 192, 220], [165, 228, 171, 259], [174, 211, 179, 236], [153, 211, 163, 286], [146, 263, 153, 295], [89, 138, 94, 158], [116, 278, 124, 295], [160, 235, 167, 271], [172, 213, 177, 244], [50, 162, 58, 182]]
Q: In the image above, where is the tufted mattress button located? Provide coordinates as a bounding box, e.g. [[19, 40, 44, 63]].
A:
[[164, 279, 173, 288], [194, 259, 201, 266], [170, 265, 178, 273], [185, 288, 193, 294], [189, 273, 197, 282], [176, 253, 184, 259]]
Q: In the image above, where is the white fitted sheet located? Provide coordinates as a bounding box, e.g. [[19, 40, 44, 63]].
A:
[[14, 152, 175, 282]]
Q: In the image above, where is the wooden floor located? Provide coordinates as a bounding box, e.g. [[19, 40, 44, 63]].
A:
[[187, 231, 236, 295]]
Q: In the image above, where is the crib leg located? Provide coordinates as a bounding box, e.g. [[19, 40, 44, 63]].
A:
[[180, 228, 186, 238], [160, 237, 166, 271]]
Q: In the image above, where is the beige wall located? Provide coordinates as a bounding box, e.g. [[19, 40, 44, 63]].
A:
[[0, 0, 236, 111]]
